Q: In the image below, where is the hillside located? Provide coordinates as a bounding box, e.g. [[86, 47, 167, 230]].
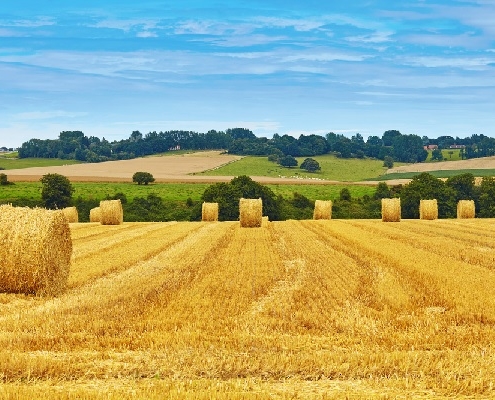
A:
[[2, 219, 495, 398], [387, 156, 495, 174]]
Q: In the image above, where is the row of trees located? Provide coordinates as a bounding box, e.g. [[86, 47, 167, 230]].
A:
[[4, 172, 495, 221], [20, 129, 494, 165]]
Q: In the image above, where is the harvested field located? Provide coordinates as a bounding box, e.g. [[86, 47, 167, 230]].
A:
[[1, 219, 495, 398]]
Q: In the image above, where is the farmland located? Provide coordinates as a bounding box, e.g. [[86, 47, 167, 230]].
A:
[[2, 219, 495, 398]]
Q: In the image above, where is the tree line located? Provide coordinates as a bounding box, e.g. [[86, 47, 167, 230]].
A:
[[19, 129, 495, 165], [5, 172, 493, 222]]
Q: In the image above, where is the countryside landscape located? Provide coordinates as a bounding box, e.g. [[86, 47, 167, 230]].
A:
[[2, 144, 495, 399]]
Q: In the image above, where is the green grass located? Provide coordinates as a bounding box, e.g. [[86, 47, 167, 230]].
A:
[[199, 155, 388, 182], [0, 157, 81, 170], [425, 149, 462, 162], [0, 181, 376, 204], [377, 169, 495, 181]]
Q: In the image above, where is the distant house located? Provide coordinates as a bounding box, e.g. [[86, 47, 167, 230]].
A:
[[169, 145, 181, 151], [424, 145, 438, 150], [449, 144, 465, 149]]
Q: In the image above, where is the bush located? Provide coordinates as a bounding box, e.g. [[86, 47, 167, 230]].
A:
[[132, 171, 155, 185], [300, 158, 321, 172]]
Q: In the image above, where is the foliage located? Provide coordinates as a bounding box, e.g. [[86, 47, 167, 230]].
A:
[[279, 155, 298, 168], [132, 171, 155, 185], [191, 175, 280, 221], [40, 173, 75, 209], [431, 148, 444, 161], [339, 188, 352, 201], [383, 156, 394, 168], [300, 158, 321, 172], [0, 173, 10, 186]]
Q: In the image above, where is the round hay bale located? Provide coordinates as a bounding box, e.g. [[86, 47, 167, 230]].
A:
[[202, 202, 219, 222], [100, 200, 123, 225], [239, 198, 262, 228], [62, 206, 78, 223], [89, 207, 101, 223], [313, 200, 332, 220], [457, 200, 475, 219], [381, 198, 401, 222], [419, 199, 438, 220], [0, 205, 72, 296]]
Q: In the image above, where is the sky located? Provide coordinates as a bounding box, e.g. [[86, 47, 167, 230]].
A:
[[1, 1, 494, 149]]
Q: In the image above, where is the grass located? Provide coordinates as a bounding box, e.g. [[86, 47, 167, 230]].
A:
[[0, 157, 81, 170], [425, 148, 462, 162], [0, 182, 376, 204], [377, 169, 495, 181], [198, 154, 388, 181]]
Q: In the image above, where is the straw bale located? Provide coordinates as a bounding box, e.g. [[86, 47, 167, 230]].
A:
[[381, 198, 401, 222], [262, 216, 269, 227], [457, 200, 475, 219], [62, 206, 78, 223], [419, 199, 438, 220], [202, 202, 219, 222], [89, 207, 101, 223], [0, 205, 72, 296], [313, 200, 332, 220], [239, 198, 262, 227], [100, 200, 123, 225]]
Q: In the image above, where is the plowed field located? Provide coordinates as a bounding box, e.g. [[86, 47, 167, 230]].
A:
[[2, 219, 495, 399]]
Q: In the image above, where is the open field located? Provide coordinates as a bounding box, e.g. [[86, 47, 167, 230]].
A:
[[199, 154, 389, 182], [2, 219, 495, 398], [0, 157, 81, 170]]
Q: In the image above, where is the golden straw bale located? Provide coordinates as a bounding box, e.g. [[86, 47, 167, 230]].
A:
[[381, 198, 401, 222], [202, 202, 219, 222], [89, 207, 101, 223], [419, 199, 438, 220], [61, 206, 78, 223], [313, 200, 332, 220], [239, 198, 262, 228], [0, 205, 72, 296], [262, 216, 269, 227], [457, 200, 475, 219], [100, 200, 123, 225]]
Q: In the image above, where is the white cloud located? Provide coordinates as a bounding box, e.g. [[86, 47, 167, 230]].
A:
[[136, 31, 158, 38]]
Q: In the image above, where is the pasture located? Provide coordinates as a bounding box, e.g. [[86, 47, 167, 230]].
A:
[[1, 219, 495, 398]]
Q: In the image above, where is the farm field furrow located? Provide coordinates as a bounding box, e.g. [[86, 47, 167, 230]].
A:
[[1, 220, 495, 399]]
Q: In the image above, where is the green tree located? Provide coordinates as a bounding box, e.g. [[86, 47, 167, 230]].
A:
[[478, 177, 495, 217], [431, 148, 444, 161], [383, 156, 394, 168], [339, 187, 352, 201], [0, 173, 9, 185], [278, 155, 298, 168], [400, 172, 455, 218], [132, 171, 155, 185], [40, 173, 75, 209], [300, 157, 321, 172], [192, 175, 280, 221], [373, 182, 392, 200]]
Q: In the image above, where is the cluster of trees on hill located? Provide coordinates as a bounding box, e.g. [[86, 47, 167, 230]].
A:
[[18, 129, 495, 165]]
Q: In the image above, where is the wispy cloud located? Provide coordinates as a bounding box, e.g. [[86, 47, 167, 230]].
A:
[[14, 111, 88, 120]]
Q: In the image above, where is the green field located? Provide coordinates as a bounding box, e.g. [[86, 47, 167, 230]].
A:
[[0, 157, 81, 169], [199, 154, 388, 182], [0, 181, 376, 204], [377, 169, 495, 181], [425, 148, 462, 162]]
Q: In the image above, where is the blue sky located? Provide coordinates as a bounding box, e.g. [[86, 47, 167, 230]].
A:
[[1, 1, 494, 148]]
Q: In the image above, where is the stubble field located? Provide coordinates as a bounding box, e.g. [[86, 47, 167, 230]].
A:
[[2, 219, 495, 399]]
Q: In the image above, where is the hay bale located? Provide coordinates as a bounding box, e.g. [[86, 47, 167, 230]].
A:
[[419, 199, 438, 220], [239, 198, 262, 228], [381, 198, 401, 222], [457, 200, 475, 219], [0, 205, 72, 296], [262, 216, 269, 227], [313, 200, 332, 220], [62, 206, 78, 223], [89, 207, 101, 223], [202, 202, 219, 222], [100, 200, 123, 225]]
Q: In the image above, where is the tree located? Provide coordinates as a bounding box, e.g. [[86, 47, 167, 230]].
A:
[[192, 175, 280, 221], [383, 156, 394, 168], [300, 158, 321, 172], [340, 188, 351, 201], [431, 148, 444, 161], [132, 171, 155, 185], [40, 173, 74, 209], [0, 173, 10, 185], [279, 155, 298, 168]]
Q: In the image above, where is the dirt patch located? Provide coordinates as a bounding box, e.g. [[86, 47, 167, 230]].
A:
[[387, 156, 495, 174]]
